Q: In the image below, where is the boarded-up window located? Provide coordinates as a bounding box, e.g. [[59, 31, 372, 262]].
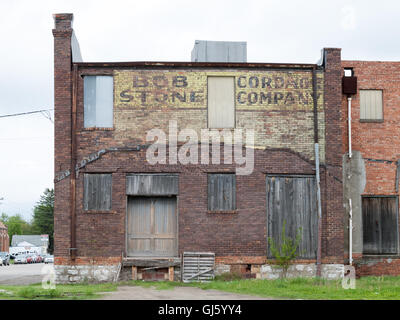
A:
[[84, 76, 113, 128], [208, 174, 236, 211], [362, 197, 398, 254], [127, 197, 177, 257], [208, 77, 235, 128], [83, 174, 112, 211], [267, 176, 318, 259], [360, 90, 383, 120]]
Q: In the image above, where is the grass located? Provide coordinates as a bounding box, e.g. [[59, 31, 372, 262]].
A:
[[124, 275, 400, 300], [0, 282, 118, 300], [1, 276, 400, 300]]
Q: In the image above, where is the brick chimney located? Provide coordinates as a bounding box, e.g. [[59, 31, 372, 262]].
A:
[[52, 13, 74, 258]]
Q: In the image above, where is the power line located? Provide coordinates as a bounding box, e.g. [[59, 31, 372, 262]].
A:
[[0, 109, 54, 119]]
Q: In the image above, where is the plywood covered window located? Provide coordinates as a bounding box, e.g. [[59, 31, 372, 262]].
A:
[[208, 76, 235, 128], [362, 197, 398, 255], [84, 76, 113, 128], [208, 174, 236, 211], [360, 90, 383, 121], [267, 176, 318, 259], [83, 173, 112, 211]]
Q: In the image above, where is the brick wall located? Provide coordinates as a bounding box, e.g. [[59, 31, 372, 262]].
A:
[[53, 14, 344, 268], [0, 223, 9, 252], [341, 60, 400, 275], [53, 14, 73, 258]]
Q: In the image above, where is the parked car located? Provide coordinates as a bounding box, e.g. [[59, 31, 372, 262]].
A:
[[0, 252, 10, 266], [0, 257, 2, 265], [14, 255, 27, 264], [44, 255, 54, 264], [26, 255, 33, 264], [35, 255, 43, 263]]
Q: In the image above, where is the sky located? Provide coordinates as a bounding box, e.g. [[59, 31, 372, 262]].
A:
[[0, 0, 399, 221]]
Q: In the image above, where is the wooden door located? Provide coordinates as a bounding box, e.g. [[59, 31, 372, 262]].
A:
[[362, 197, 398, 254], [267, 176, 318, 259], [127, 197, 177, 257]]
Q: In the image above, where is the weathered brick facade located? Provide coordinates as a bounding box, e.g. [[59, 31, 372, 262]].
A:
[[342, 61, 400, 276], [0, 222, 9, 252], [53, 13, 344, 282]]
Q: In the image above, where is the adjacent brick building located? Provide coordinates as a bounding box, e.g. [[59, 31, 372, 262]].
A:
[[342, 61, 400, 276], [52, 13, 347, 283], [0, 222, 9, 252]]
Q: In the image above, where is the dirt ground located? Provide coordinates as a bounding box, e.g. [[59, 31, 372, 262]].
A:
[[98, 285, 275, 300]]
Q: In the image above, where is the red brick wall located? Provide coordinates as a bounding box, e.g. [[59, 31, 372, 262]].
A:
[[0, 227, 9, 252], [323, 49, 344, 260], [341, 61, 400, 195], [53, 14, 73, 258], [342, 60, 400, 275]]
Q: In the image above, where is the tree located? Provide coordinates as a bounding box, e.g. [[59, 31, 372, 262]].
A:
[[0, 213, 33, 245], [32, 188, 54, 254]]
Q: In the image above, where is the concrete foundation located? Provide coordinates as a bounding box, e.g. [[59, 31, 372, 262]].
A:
[[258, 264, 345, 280], [55, 264, 120, 284]]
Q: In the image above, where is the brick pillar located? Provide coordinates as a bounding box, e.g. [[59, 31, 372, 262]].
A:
[[323, 48, 345, 263], [52, 13, 73, 259]]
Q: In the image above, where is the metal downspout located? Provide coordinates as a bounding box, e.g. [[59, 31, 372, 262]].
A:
[[312, 67, 323, 277], [70, 64, 78, 260], [347, 96, 353, 265]]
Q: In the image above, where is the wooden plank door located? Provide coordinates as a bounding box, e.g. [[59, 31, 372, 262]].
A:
[[127, 197, 177, 257], [267, 176, 318, 259], [362, 197, 398, 254]]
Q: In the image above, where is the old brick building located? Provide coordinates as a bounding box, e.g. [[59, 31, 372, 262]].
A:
[[53, 13, 345, 283], [0, 222, 9, 252], [342, 61, 400, 276]]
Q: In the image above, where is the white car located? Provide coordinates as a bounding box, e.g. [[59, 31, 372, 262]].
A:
[[0, 257, 3, 265], [44, 255, 54, 264], [14, 255, 27, 264]]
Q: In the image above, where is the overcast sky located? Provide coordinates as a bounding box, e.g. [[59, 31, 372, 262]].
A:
[[0, 0, 399, 221]]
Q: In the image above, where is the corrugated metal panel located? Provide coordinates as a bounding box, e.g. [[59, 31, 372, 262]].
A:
[[84, 76, 113, 128], [362, 197, 398, 254], [71, 31, 83, 62], [360, 90, 383, 120], [182, 252, 215, 282], [208, 174, 236, 210], [126, 174, 178, 196], [267, 176, 318, 259], [191, 40, 247, 62], [83, 173, 112, 211], [208, 77, 235, 129], [127, 197, 177, 257]]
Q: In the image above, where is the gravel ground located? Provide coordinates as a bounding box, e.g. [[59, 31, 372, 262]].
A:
[[98, 285, 274, 300]]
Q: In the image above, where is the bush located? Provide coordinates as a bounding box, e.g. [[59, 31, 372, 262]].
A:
[[268, 220, 303, 278]]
